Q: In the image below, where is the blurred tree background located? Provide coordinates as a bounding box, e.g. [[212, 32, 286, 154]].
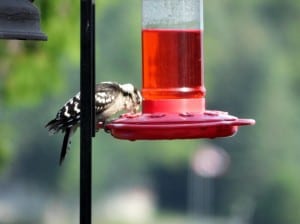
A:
[[0, 0, 300, 223]]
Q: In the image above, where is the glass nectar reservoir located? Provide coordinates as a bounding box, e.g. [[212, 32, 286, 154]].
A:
[[142, 0, 205, 113]]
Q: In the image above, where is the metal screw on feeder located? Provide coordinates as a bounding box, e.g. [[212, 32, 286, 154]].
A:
[[0, 0, 47, 41], [106, 0, 255, 140]]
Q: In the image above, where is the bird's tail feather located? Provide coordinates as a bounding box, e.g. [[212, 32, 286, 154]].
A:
[[60, 128, 71, 165], [45, 119, 61, 135]]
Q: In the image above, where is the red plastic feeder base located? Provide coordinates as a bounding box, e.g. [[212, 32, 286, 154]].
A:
[[105, 110, 255, 141]]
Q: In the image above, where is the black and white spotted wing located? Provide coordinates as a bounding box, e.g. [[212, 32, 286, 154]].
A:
[[45, 93, 81, 134], [46, 82, 123, 134], [94, 82, 122, 116]]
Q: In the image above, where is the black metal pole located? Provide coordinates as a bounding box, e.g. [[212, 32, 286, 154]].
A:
[[80, 0, 95, 223], [91, 2, 96, 137]]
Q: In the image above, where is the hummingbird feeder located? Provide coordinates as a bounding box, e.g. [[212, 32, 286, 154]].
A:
[[106, 0, 255, 140]]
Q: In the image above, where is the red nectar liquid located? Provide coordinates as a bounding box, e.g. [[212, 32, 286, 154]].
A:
[[142, 29, 205, 100]]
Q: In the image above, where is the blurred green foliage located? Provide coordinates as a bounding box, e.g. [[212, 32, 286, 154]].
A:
[[0, 0, 300, 223]]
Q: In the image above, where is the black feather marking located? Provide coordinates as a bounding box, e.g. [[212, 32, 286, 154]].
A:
[[60, 128, 71, 165]]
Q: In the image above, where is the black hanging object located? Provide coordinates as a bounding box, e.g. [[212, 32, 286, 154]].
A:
[[0, 0, 47, 40]]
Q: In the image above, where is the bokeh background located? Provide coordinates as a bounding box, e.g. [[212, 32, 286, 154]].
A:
[[1, 0, 300, 223]]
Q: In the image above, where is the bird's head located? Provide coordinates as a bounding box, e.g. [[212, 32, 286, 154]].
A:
[[120, 83, 142, 113]]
